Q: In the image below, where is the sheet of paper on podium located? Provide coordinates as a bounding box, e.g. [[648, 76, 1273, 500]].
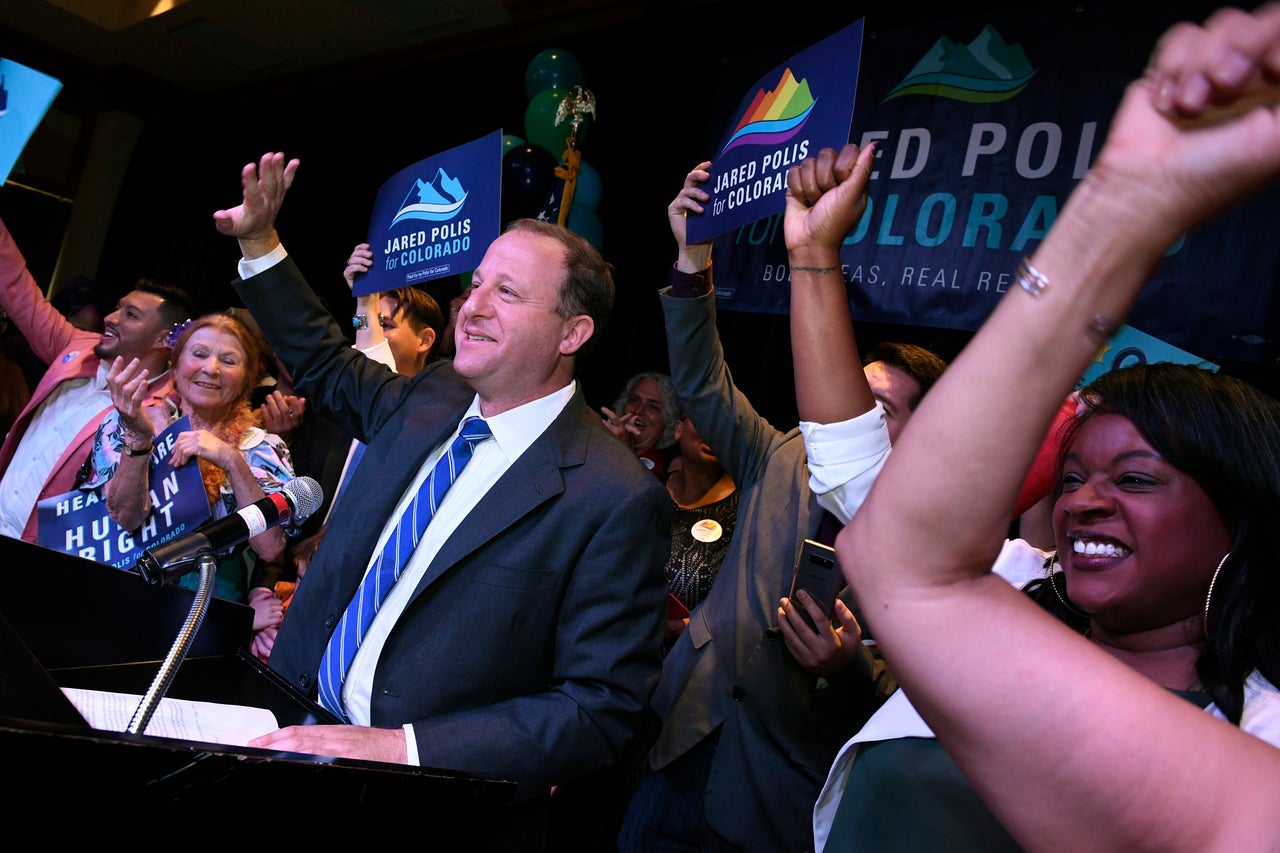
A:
[[62, 687, 279, 747], [0, 58, 63, 185]]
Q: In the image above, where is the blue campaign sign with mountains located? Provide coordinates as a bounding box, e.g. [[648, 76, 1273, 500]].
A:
[[355, 129, 502, 295]]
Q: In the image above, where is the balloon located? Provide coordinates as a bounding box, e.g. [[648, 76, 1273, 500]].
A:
[[572, 160, 602, 211], [566, 204, 603, 250], [524, 87, 591, 159], [501, 143, 559, 224], [501, 133, 525, 156], [524, 48, 585, 102]]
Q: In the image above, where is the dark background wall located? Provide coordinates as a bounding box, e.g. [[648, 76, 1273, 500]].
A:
[[7, 0, 1260, 431]]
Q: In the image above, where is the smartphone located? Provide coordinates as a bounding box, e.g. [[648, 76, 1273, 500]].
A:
[[788, 539, 842, 633]]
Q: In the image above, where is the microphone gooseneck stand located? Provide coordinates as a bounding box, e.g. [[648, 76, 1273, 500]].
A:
[[127, 548, 217, 735]]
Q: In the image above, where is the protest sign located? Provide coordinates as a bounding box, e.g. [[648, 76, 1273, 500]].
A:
[[37, 417, 211, 570]]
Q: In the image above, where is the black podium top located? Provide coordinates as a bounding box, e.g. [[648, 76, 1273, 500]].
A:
[[0, 534, 253, 669], [0, 536, 516, 844]]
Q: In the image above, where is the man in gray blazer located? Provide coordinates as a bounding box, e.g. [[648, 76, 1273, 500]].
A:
[[215, 153, 672, 849], [618, 153, 905, 852]]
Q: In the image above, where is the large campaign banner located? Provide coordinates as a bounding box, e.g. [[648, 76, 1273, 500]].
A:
[[37, 417, 211, 570], [353, 130, 503, 295], [706, 1, 1280, 367]]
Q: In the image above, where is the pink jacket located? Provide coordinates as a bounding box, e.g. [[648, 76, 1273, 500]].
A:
[[0, 219, 173, 542]]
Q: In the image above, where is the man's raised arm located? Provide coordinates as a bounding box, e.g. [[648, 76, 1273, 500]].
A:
[[784, 143, 878, 426]]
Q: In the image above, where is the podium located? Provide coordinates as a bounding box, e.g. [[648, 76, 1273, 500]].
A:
[[0, 535, 515, 844]]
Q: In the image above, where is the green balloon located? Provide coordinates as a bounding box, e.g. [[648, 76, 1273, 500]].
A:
[[524, 87, 591, 159], [501, 134, 525, 155], [524, 48, 585, 101]]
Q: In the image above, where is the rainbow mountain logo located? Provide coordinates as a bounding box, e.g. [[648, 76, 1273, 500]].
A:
[[392, 167, 468, 226], [719, 68, 816, 155], [883, 25, 1035, 104]]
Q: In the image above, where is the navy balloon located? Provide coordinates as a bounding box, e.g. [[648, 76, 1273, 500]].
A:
[[524, 48, 586, 101], [502, 143, 559, 224]]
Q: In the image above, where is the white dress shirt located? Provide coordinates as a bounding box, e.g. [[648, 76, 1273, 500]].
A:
[[0, 361, 169, 538]]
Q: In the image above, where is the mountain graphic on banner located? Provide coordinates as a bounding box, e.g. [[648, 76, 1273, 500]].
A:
[[720, 68, 816, 154], [393, 168, 468, 225], [884, 24, 1036, 103]]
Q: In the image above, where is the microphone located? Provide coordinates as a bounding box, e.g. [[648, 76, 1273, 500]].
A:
[[136, 476, 323, 585]]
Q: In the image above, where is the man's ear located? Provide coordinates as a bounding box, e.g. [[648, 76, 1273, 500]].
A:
[[560, 315, 594, 357]]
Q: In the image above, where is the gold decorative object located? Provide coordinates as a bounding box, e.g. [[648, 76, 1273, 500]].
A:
[[553, 86, 597, 226]]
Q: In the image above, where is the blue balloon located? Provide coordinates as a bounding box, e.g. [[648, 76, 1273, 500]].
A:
[[524, 48, 585, 102], [573, 160, 602, 210], [501, 134, 525, 155], [566, 204, 603, 250]]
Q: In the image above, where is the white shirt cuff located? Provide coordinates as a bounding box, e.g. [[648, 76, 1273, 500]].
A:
[[403, 722, 420, 765], [238, 243, 289, 280], [800, 403, 892, 524]]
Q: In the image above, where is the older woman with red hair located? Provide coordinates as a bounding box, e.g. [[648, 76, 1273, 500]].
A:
[[82, 311, 299, 657]]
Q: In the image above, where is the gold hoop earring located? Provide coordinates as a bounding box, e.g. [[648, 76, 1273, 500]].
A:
[[1203, 552, 1231, 636]]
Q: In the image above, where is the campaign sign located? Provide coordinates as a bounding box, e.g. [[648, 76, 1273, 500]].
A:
[[0, 58, 63, 184], [37, 417, 212, 570], [353, 129, 503, 295], [686, 18, 864, 244], [1077, 323, 1218, 390], [706, 2, 1280, 368]]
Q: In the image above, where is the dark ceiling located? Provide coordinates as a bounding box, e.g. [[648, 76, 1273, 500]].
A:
[[0, 0, 658, 98]]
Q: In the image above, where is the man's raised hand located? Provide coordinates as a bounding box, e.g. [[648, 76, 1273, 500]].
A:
[[212, 152, 300, 258]]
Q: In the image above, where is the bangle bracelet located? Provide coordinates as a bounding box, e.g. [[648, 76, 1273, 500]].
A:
[[791, 266, 841, 275], [1015, 258, 1049, 298]]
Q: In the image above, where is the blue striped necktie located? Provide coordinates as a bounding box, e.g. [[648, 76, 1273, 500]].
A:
[[317, 416, 492, 720]]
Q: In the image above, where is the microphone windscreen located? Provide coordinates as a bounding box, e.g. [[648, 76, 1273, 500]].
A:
[[284, 476, 324, 522]]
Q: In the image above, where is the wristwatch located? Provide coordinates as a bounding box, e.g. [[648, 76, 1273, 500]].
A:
[[352, 313, 369, 330], [121, 441, 150, 457]]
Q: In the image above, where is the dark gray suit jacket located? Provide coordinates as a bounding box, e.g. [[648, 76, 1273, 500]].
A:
[[235, 257, 672, 803]]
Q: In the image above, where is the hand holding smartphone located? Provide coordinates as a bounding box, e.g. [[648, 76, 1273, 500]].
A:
[[788, 539, 842, 633]]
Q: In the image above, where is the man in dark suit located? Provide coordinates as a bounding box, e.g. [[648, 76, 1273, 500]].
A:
[[215, 153, 672, 848]]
